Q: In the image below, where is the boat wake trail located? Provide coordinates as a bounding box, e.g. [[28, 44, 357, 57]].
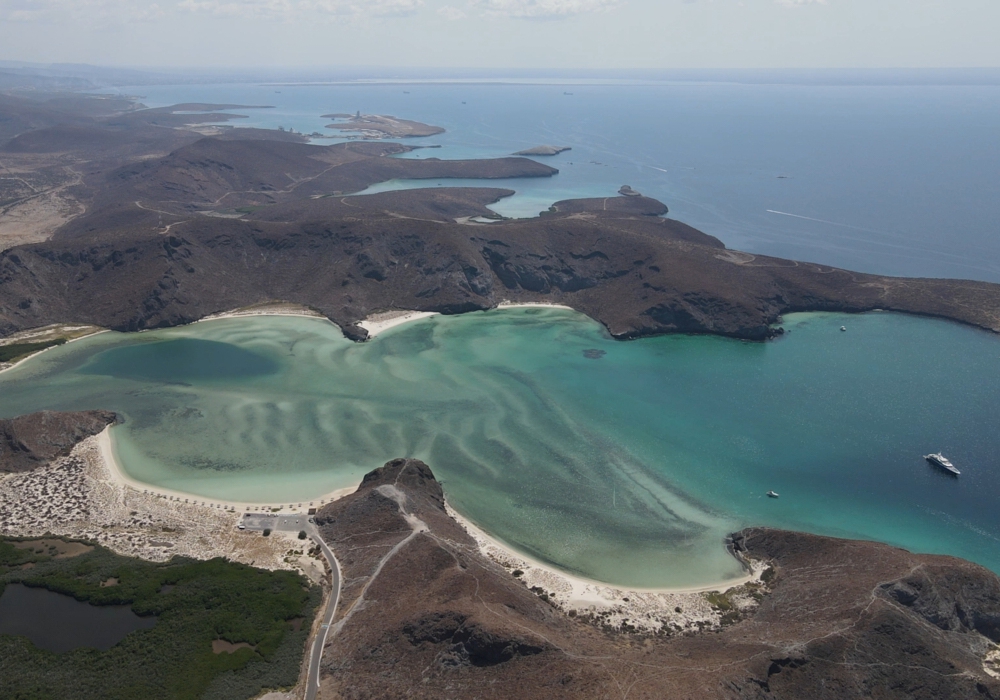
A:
[[766, 209, 859, 227]]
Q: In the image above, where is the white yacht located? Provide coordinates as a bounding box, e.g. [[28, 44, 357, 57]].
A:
[[924, 453, 961, 476]]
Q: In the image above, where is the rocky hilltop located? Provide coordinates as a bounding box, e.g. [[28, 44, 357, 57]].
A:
[[313, 458, 1000, 699], [0, 145, 997, 340], [0, 96, 998, 342], [0, 409, 117, 473]]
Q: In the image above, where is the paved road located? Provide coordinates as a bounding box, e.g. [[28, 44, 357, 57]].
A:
[[304, 523, 341, 700], [237, 512, 341, 699]]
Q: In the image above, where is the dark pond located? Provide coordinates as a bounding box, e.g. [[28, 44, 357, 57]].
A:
[[0, 583, 156, 653]]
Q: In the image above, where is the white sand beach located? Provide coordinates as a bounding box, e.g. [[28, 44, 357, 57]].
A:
[[0, 430, 328, 579], [97, 428, 359, 514], [496, 301, 575, 311], [446, 502, 764, 634], [359, 310, 440, 338]]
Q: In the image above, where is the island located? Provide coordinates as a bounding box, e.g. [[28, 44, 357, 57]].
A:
[[513, 145, 572, 156], [322, 112, 445, 138]]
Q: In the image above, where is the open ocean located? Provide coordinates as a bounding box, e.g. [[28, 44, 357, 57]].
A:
[[119, 78, 1000, 282]]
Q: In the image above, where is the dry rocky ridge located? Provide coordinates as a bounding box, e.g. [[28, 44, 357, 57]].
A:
[[1, 92, 999, 343], [0, 409, 116, 473], [314, 458, 1000, 700]]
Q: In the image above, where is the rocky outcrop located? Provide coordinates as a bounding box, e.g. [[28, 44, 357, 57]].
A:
[[1, 125, 999, 344], [313, 460, 1000, 699], [2, 185, 999, 342], [0, 410, 117, 473]]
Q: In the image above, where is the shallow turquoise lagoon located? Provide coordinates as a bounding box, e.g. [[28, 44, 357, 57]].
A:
[[1, 309, 998, 588]]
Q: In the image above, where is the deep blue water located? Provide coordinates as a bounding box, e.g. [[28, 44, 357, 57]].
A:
[[117, 80, 1000, 282]]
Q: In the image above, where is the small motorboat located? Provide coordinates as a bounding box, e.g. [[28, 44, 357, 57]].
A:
[[767, 491, 780, 499], [840, 326, 847, 332]]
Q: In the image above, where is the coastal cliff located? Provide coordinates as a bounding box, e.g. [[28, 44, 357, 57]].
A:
[[0, 410, 117, 473], [312, 459, 1000, 699], [1, 181, 999, 342], [0, 113, 998, 343]]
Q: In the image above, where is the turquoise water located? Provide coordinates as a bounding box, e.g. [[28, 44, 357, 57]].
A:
[[1, 310, 998, 588]]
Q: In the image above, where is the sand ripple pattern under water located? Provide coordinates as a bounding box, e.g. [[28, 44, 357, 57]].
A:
[[1, 309, 998, 588]]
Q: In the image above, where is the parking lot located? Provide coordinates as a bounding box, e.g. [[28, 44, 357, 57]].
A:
[[240, 513, 312, 533]]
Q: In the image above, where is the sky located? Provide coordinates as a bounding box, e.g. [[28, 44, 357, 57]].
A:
[[0, 0, 997, 71]]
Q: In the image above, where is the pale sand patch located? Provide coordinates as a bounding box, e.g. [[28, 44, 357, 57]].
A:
[[446, 502, 765, 634], [496, 301, 575, 311], [0, 185, 84, 252], [986, 645, 1000, 679], [198, 302, 327, 323], [358, 303, 576, 339], [359, 309, 439, 338], [0, 432, 331, 577]]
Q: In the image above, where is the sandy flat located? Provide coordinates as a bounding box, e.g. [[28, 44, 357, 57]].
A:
[[359, 310, 439, 338], [96, 428, 359, 513], [496, 301, 575, 311]]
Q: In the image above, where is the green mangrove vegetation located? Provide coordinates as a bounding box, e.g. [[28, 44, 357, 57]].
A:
[[0, 537, 319, 700], [0, 339, 67, 364]]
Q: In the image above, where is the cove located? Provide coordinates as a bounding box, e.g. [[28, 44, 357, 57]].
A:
[[0, 583, 156, 653], [0, 309, 998, 589]]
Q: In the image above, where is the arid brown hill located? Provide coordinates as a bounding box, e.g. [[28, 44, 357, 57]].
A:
[[1, 101, 999, 343], [0, 409, 116, 473], [314, 458, 1000, 700], [1, 180, 999, 341]]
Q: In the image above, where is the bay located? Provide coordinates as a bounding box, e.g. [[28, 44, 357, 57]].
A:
[[1, 309, 997, 588]]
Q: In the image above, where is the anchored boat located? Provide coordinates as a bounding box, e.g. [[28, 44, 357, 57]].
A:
[[924, 453, 961, 476]]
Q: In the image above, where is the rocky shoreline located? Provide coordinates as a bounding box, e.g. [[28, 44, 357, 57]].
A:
[[314, 458, 1000, 699]]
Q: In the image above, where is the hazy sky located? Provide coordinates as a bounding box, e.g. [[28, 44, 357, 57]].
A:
[[0, 0, 997, 70]]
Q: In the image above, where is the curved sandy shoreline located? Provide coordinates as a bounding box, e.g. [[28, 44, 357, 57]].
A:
[[96, 428, 359, 513], [8, 303, 755, 612], [445, 502, 752, 598], [0, 327, 108, 376], [95, 426, 753, 604], [359, 302, 575, 338]]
